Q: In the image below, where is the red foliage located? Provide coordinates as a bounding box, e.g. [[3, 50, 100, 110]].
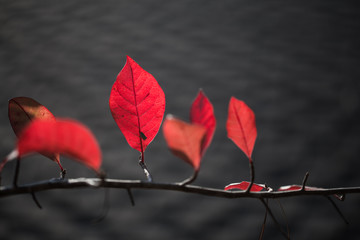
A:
[[226, 97, 257, 161], [8, 97, 61, 167], [109, 56, 165, 158], [190, 90, 216, 157], [162, 115, 206, 170], [16, 119, 102, 172]]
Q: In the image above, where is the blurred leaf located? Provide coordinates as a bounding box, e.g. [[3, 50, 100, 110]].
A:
[[190, 89, 216, 157], [163, 115, 206, 171]]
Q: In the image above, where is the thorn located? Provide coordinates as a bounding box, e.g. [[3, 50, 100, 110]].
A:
[[301, 172, 310, 191], [126, 188, 135, 206], [31, 192, 42, 209]]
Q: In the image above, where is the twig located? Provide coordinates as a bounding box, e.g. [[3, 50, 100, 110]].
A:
[[92, 188, 110, 223], [259, 198, 290, 239], [276, 199, 290, 239], [1, 178, 360, 199], [258, 199, 268, 240], [326, 196, 349, 225]]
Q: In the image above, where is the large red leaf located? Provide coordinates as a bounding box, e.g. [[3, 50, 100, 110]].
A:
[[226, 97, 257, 160], [8, 97, 61, 166], [109, 56, 165, 157], [8, 119, 102, 172], [225, 181, 270, 192], [190, 89, 216, 156], [162, 115, 206, 170]]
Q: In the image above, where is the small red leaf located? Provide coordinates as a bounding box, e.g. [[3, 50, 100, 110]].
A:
[[15, 119, 102, 172], [190, 89, 216, 156], [162, 115, 206, 170], [109, 56, 165, 157], [8, 97, 60, 165], [225, 181, 269, 192], [226, 97, 257, 160]]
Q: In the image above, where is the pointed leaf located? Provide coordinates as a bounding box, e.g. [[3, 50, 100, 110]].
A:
[[190, 89, 216, 156], [109, 56, 165, 155], [14, 119, 102, 172], [8, 97, 60, 165], [226, 97, 257, 160], [162, 115, 206, 170], [225, 181, 271, 192]]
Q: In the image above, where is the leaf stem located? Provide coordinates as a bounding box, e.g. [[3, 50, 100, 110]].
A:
[[13, 157, 21, 187], [138, 155, 152, 182], [178, 170, 198, 186], [246, 159, 255, 193]]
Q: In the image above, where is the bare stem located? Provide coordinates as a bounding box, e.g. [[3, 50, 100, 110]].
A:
[[326, 196, 349, 225], [13, 157, 21, 187], [178, 170, 198, 186], [138, 155, 152, 182], [2, 178, 360, 199], [260, 198, 290, 240], [246, 159, 255, 193]]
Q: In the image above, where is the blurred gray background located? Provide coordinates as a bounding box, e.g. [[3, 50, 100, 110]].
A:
[[1, 1, 360, 239]]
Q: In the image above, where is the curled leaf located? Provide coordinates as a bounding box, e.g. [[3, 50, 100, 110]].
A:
[[225, 181, 272, 192], [7, 118, 102, 172], [109, 56, 165, 159], [190, 89, 216, 156], [163, 115, 206, 171], [226, 97, 257, 161], [8, 97, 61, 167]]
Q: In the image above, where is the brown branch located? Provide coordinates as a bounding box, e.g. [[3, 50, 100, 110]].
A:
[[1, 177, 360, 199]]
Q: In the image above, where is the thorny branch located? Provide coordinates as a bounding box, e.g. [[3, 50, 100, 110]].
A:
[[1, 177, 360, 199]]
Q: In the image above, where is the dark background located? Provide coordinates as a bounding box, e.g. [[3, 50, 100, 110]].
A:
[[1, 1, 360, 239]]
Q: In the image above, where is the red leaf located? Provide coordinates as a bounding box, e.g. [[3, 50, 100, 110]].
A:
[[190, 89, 216, 156], [13, 119, 102, 172], [224, 181, 269, 192], [109, 56, 165, 157], [162, 115, 206, 170], [226, 97, 257, 160], [8, 97, 61, 166]]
